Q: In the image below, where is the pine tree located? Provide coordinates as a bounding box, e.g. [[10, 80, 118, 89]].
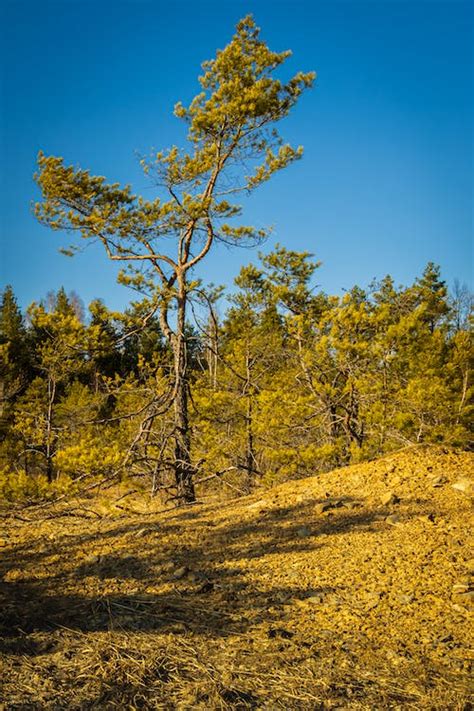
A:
[[22, 291, 89, 481], [0, 286, 31, 444], [34, 16, 315, 501], [412, 262, 450, 333]]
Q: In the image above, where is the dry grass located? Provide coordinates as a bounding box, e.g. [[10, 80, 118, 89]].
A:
[[1, 446, 473, 709]]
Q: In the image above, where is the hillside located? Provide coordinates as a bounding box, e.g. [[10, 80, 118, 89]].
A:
[[1, 446, 473, 709]]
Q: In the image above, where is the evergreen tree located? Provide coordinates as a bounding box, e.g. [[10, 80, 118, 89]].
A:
[[412, 262, 450, 333], [34, 16, 315, 501], [0, 286, 31, 448], [20, 291, 89, 481]]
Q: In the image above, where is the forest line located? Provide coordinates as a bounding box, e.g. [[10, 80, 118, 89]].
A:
[[0, 253, 471, 504]]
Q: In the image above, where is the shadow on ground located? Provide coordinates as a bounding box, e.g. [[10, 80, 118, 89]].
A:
[[0, 496, 416, 654]]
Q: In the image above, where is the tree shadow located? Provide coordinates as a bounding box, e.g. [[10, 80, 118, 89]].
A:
[[75, 554, 153, 580], [0, 496, 421, 655]]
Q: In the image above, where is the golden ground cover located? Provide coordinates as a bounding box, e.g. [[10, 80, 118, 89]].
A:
[[0, 446, 473, 709]]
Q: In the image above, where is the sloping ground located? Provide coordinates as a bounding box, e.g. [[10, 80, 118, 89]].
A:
[[0, 446, 473, 710]]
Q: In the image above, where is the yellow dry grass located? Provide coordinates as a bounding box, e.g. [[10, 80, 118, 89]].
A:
[[0, 445, 473, 709]]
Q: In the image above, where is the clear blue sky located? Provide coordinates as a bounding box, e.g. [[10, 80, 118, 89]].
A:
[[1, 0, 472, 312]]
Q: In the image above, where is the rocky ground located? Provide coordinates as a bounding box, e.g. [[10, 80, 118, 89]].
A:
[[0, 445, 473, 709]]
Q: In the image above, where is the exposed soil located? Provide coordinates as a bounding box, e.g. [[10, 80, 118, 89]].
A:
[[0, 446, 473, 709]]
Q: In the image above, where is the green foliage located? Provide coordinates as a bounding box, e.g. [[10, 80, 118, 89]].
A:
[[0, 259, 471, 502], [54, 435, 123, 479], [191, 254, 472, 489], [34, 16, 314, 291], [0, 467, 73, 503]]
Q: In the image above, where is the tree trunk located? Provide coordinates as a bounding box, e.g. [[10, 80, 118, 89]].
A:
[[173, 365, 195, 503], [45, 377, 56, 483], [173, 282, 196, 503], [244, 346, 257, 493]]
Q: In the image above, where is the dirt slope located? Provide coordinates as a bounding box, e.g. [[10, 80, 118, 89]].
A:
[[1, 446, 473, 709]]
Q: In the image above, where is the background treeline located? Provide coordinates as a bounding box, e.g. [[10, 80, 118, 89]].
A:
[[0, 248, 472, 502]]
